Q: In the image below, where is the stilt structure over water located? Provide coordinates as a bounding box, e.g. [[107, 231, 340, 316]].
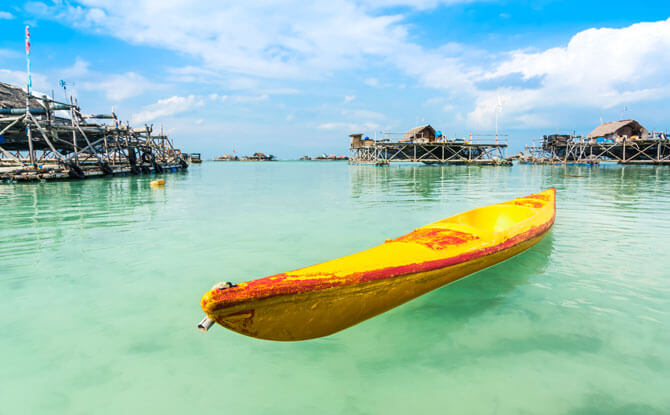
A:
[[349, 125, 510, 166], [522, 120, 670, 165], [0, 82, 188, 182]]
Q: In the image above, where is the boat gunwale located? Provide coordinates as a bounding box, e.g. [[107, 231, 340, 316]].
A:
[[212, 226, 552, 340]]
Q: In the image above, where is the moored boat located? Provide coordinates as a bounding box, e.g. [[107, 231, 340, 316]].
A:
[[199, 188, 556, 341]]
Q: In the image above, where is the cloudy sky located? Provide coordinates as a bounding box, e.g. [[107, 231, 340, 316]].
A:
[[1, 1, 669, 157]]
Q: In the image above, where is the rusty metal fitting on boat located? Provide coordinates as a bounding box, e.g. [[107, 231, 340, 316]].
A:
[[197, 317, 215, 333]]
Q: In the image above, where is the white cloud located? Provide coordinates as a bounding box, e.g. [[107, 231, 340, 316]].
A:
[[22, 3, 670, 132], [131, 95, 205, 124], [364, 77, 380, 87], [1, 69, 28, 87], [227, 94, 269, 104], [0, 48, 20, 60], [395, 44, 479, 94], [262, 87, 302, 95], [425, 97, 444, 106], [0, 68, 50, 92], [318, 121, 382, 132], [0, 11, 14, 19], [317, 108, 387, 133], [81, 72, 160, 101], [30, 0, 415, 79], [318, 122, 345, 130], [358, 0, 480, 10], [166, 65, 217, 83], [468, 18, 670, 128], [341, 109, 386, 120], [227, 77, 261, 91], [363, 77, 394, 88], [61, 57, 90, 79]]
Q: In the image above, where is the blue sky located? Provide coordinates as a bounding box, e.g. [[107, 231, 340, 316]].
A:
[[1, 1, 669, 157]]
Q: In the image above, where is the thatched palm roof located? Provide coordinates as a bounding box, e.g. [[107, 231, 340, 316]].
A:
[[0, 82, 42, 109], [402, 124, 435, 139], [587, 120, 648, 139]]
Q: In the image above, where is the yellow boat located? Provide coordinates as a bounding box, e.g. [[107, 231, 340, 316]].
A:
[[200, 188, 556, 341]]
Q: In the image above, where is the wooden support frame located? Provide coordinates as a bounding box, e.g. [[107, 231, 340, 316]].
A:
[[350, 141, 509, 165], [521, 135, 670, 165], [0, 92, 189, 182]]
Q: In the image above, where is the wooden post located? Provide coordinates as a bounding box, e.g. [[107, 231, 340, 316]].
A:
[[25, 116, 35, 167], [104, 135, 110, 165], [27, 111, 66, 161], [70, 97, 78, 163]]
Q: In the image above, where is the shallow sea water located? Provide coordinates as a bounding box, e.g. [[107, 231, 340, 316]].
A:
[[1, 162, 669, 414]]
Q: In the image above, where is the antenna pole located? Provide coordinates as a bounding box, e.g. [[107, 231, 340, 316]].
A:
[[25, 25, 35, 166], [495, 94, 503, 145]]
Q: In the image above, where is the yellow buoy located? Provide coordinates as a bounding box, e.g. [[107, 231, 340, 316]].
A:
[[150, 179, 165, 187]]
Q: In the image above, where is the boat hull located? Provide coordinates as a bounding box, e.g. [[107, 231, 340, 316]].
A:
[[201, 189, 556, 341]]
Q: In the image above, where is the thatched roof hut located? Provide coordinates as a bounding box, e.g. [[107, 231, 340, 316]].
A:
[[587, 120, 648, 142], [0, 82, 42, 110], [400, 125, 436, 143], [243, 152, 275, 161]]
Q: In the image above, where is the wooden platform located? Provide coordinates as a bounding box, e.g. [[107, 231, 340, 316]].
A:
[[522, 136, 670, 165], [1, 162, 186, 182], [0, 82, 189, 183], [350, 141, 509, 165]]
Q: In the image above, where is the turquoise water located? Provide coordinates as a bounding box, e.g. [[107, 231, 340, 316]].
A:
[[1, 162, 669, 414]]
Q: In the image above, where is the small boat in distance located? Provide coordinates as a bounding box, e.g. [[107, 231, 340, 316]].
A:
[[190, 153, 202, 164], [199, 188, 556, 341]]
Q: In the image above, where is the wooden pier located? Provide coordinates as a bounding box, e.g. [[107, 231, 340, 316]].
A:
[[0, 82, 188, 182], [522, 131, 670, 165], [520, 120, 670, 166], [349, 128, 510, 166]]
